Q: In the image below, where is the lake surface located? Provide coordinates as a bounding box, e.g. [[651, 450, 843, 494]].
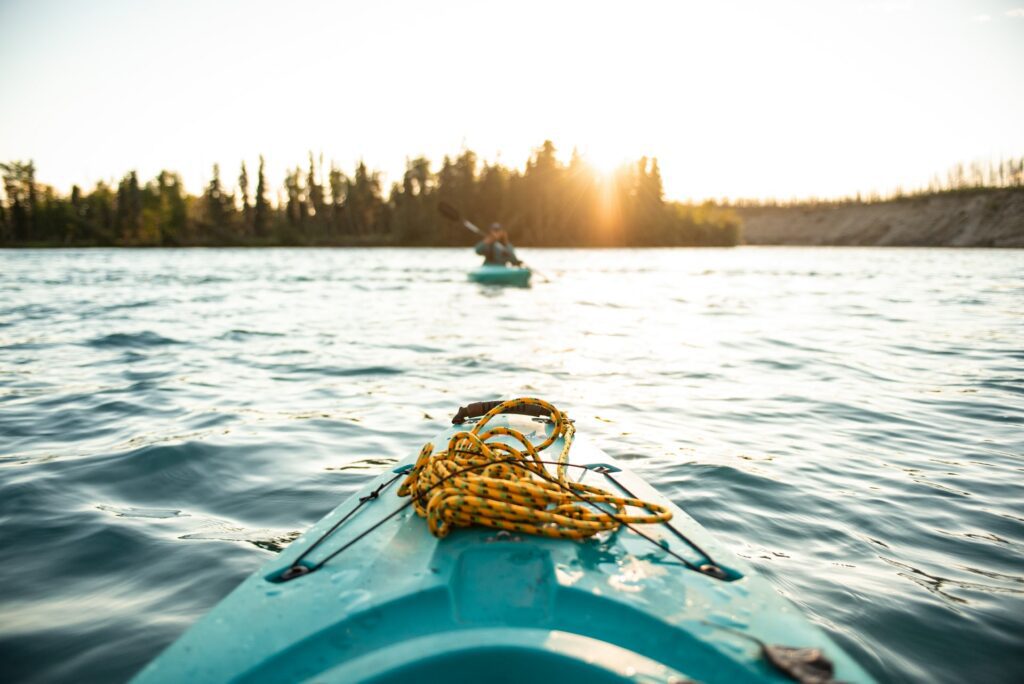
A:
[[1, 247, 1022, 683]]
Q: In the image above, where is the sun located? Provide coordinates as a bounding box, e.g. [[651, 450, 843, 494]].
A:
[[579, 146, 631, 177]]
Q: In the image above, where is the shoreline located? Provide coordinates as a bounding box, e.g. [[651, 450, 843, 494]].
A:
[[737, 187, 1024, 248], [3, 186, 1022, 249]]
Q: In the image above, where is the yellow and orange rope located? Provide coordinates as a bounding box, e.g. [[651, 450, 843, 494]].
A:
[[397, 398, 671, 539]]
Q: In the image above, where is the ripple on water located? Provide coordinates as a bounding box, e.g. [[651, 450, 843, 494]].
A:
[[85, 331, 182, 349], [1, 247, 1022, 684], [218, 329, 286, 341]]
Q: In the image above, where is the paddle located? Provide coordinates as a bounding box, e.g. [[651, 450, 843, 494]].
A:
[[437, 201, 550, 282], [438, 201, 484, 236]]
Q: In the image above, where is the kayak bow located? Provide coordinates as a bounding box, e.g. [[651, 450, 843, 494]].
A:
[[133, 399, 874, 683]]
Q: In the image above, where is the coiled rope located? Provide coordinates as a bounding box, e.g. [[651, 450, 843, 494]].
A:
[[397, 397, 671, 539]]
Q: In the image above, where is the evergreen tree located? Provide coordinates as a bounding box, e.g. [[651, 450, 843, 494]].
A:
[[283, 166, 306, 240], [348, 160, 382, 236], [116, 170, 142, 242], [85, 181, 116, 245], [27, 161, 38, 239], [154, 171, 187, 244], [521, 140, 560, 244], [478, 162, 508, 226], [253, 155, 269, 238], [1, 161, 35, 241], [308, 152, 326, 236], [69, 184, 84, 243], [203, 164, 231, 230], [238, 161, 251, 235], [328, 163, 349, 237]]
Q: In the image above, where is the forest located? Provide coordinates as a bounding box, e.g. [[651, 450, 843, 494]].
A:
[[0, 141, 741, 248]]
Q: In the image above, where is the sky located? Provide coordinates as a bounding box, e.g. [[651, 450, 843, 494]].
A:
[[1, 0, 1023, 201]]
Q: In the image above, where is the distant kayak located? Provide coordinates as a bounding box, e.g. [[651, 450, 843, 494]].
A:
[[133, 399, 874, 683], [468, 263, 532, 286]]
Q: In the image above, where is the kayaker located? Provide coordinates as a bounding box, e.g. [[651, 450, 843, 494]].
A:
[[475, 222, 521, 266]]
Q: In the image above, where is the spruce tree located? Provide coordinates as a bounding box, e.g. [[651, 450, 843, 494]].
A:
[[253, 155, 269, 238], [116, 170, 142, 242], [307, 152, 325, 237], [238, 161, 251, 235], [204, 164, 228, 229]]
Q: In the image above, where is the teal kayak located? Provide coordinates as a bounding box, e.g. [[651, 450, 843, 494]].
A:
[[468, 263, 531, 286], [133, 399, 874, 683]]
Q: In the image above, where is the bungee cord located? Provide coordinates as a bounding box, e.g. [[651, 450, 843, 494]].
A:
[[397, 397, 672, 539]]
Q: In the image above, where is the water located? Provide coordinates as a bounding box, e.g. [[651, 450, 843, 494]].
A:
[[1, 247, 1021, 683]]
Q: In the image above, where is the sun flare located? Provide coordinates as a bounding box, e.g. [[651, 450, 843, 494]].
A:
[[579, 146, 632, 177]]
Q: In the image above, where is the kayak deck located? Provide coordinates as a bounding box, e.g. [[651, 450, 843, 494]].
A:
[[133, 414, 873, 683], [468, 263, 532, 286]]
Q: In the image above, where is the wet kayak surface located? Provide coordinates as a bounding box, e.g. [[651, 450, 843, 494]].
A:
[[468, 263, 532, 286], [1, 247, 1021, 683], [134, 412, 875, 683]]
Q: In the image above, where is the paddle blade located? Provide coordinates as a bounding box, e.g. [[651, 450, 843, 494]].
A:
[[437, 201, 460, 222]]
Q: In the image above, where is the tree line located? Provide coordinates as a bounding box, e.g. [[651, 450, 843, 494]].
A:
[[0, 141, 741, 247]]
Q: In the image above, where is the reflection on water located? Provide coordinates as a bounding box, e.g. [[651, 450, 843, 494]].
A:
[[1, 247, 1022, 683]]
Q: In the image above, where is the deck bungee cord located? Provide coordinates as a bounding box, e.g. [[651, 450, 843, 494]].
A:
[[398, 397, 671, 539], [279, 398, 727, 581]]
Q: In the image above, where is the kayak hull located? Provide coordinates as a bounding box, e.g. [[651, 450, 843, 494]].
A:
[[468, 264, 532, 286], [133, 414, 874, 683]]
